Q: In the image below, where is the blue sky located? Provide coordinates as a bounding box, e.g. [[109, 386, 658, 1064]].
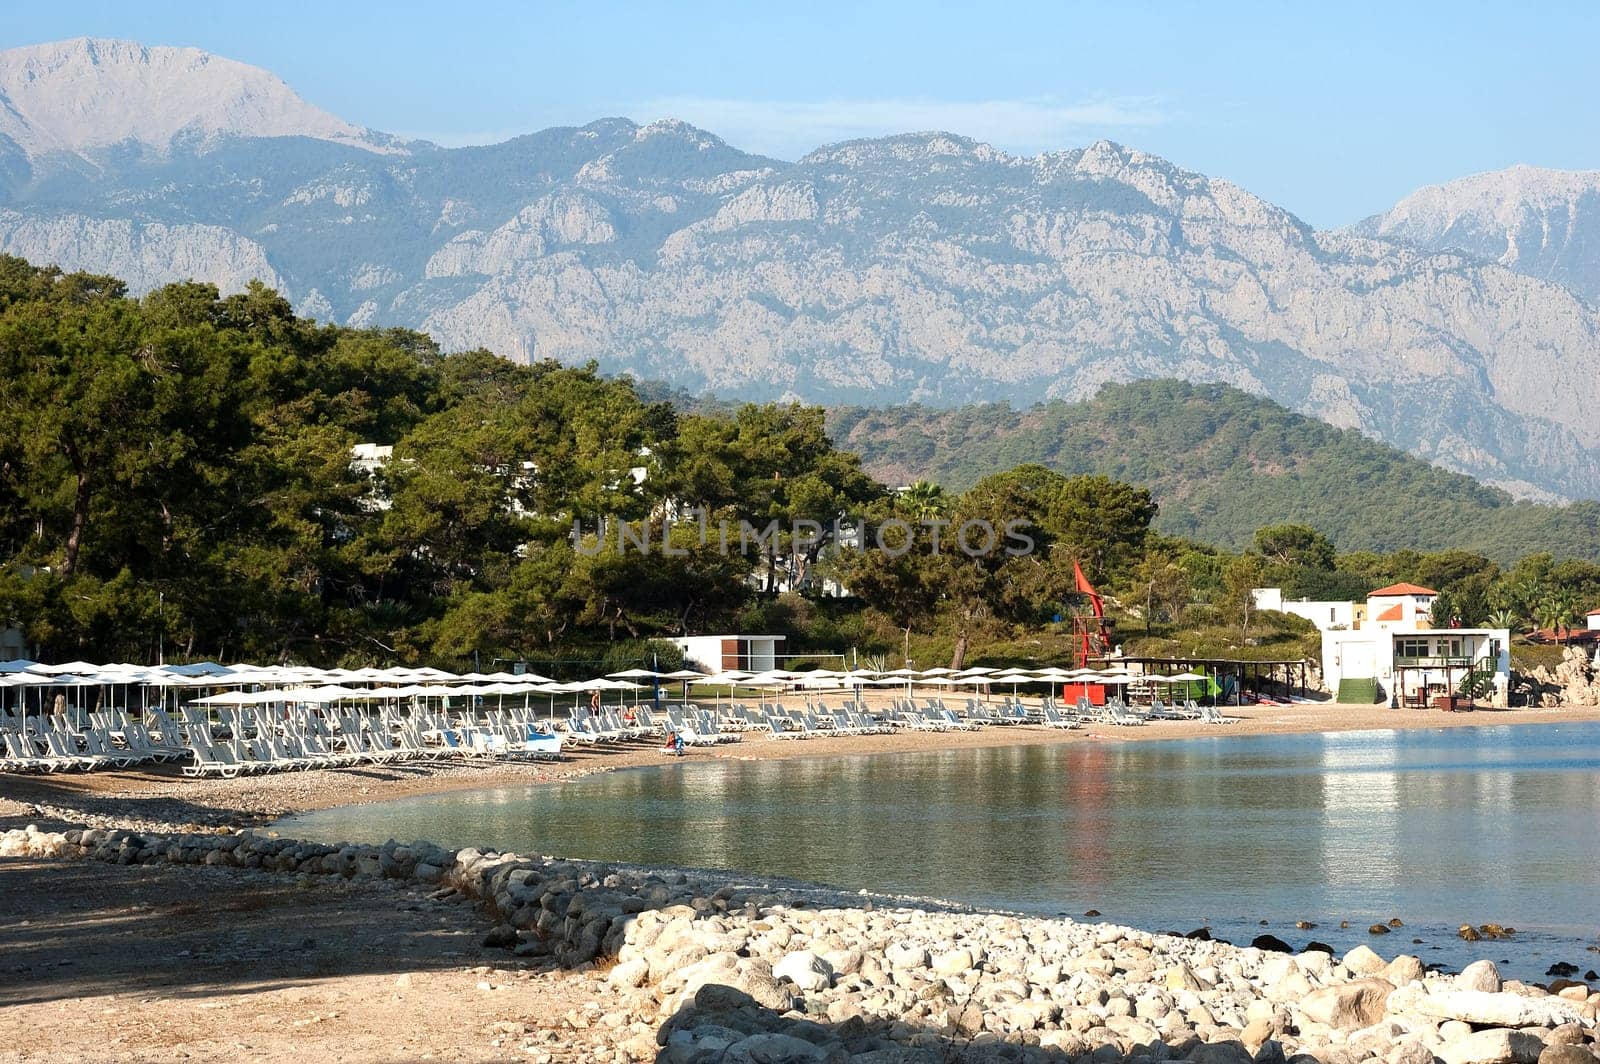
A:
[[7, 1, 1599, 227]]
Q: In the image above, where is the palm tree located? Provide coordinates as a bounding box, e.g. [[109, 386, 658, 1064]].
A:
[[899, 480, 948, 521], [1486, 606, 1519, 632], [1535, 591, 1580, 643]]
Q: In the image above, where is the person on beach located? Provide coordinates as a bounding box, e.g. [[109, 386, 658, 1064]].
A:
[[589, 689, 601, 716]]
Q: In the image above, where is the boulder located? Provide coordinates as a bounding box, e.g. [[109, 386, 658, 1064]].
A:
[[1260, 956, 1299, 986], [1345, 945, 1389, 976], [1301, 978, 1396, 1030], [932, 947, 975, 976], [772, 950, 833, 992], [481, 924, 517, 949], [607, 958, 649, 989], [1387, 1040, 1441, 1064], [1384, 955, 1427, 986], [1459, 960, 1504, 994], [1188, 1042, 1255, 1064], [1437, 1029, 1545, 1064], [1167, 964, 1204, 991], [884, 942, 928, 971], [1537, 1048, 1599, 1064], [1413, 991, 1585, 1029], [723, 1032, 828, 1063]]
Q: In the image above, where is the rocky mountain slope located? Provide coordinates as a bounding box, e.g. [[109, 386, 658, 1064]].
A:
[[0, 38, 395, 158], [1351, 164, 1600, 303], [2, 38, 1598, 500]]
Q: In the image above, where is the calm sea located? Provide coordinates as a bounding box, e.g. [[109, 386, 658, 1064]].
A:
[[276, 723, 1600, 980]]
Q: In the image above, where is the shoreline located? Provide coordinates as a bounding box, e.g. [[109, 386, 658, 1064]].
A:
[[4, 702, 1599, 832], [3, 816, 1597, 1064]]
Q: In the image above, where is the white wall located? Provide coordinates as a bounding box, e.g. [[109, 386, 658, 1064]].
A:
[[1253, 588, 1354, 631], [670, 635, 783, 673], [672, 636, 727, 673]]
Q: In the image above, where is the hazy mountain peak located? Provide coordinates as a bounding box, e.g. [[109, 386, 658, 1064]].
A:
[[0, 37, 398, 158], [1353, 163, 1600, 301], [633, 117, 726, 149]]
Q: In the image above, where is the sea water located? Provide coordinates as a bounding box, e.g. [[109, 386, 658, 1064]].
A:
[[277, 722, 1600, 979]]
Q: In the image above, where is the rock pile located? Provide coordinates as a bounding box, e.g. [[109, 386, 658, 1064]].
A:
[[1526, 647, 1600, 707], [4, 823, 1598, 1064]]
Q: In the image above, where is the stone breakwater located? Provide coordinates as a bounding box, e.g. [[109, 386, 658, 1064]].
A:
[[3, 824, 1597, 1064]]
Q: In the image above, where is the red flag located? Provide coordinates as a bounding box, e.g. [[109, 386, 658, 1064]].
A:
[[1073, 560, 1104, 619]]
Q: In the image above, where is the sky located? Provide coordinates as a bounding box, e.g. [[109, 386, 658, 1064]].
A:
[[6, 1, 1599, 227]]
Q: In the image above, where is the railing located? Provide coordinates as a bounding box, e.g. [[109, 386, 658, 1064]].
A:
[[1392, 655, 1476, 668]]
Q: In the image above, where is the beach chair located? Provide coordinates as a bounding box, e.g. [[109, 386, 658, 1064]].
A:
[[1199, 704, 1240, 724], [563, 715, 605, 744], [4, 730, 70, 772], [181, 723, 248, 779], [514, 726, 563, 760]]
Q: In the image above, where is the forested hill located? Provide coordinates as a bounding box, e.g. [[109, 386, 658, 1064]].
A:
[[828, 381, 1600, 563]]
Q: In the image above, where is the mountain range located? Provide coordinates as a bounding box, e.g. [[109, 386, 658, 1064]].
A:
[[3, 37, 1599, 501]]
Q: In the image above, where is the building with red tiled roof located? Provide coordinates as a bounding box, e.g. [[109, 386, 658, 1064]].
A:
[[1251, 581, 1509, 707], [1368, 582, 1440, 597], [1366, 583, 1439, 630]]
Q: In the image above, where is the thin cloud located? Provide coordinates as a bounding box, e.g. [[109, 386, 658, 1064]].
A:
[[636, 95, 1170, 159]]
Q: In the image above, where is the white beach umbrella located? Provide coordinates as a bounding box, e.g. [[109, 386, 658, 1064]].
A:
[[27, 660, 100, 675]]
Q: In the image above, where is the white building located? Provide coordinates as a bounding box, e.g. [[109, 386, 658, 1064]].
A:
[[1589, 608, 1600, 632], [1256, 582, 1510, 707], [1251, 588, 1356, 631], [670, 634, 786, 674]]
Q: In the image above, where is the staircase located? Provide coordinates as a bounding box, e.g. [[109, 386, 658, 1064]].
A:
[[1458, 661, 1497, 700], [1337, 677, 1380, 705]]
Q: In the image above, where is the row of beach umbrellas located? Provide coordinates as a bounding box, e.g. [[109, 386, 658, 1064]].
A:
[[0, 659, 1217, 722]]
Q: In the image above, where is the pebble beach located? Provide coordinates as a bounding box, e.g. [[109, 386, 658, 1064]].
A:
[[3, 704, 1600, 1063]]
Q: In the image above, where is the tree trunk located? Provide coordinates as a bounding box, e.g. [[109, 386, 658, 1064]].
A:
[[62, 458, 90, 577], [950, 629, 969, 671]]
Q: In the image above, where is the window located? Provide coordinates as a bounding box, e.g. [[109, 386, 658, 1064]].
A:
[[1396, 638, 1429, 659]]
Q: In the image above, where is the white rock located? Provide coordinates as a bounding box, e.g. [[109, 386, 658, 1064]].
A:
[[1412, 990, 1584, 1029], [772, 950, 832, 992], [1344, 945, 1388, 976], [932, 948, 974, 976], [1458, 960, 1503, 994], [1437, 1028, 1545, 1064]]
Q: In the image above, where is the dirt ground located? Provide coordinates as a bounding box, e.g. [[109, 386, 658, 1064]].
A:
[[0, 856, 641, 1063]]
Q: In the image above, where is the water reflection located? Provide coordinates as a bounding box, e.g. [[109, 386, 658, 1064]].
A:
[[279, 723, 1600, 978]]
